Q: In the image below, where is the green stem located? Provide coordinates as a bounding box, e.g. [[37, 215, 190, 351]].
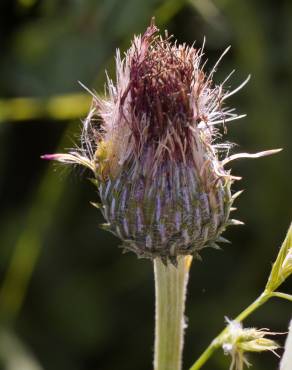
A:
[[154, 256, 192, 370], [189, 291, 270, 370], [271, 291, 292, 302]]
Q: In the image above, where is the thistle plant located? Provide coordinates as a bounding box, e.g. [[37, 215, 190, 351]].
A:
[[42, 20, 288, 370]]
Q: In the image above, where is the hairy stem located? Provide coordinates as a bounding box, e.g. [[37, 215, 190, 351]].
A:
[[154, 256, 192, 370]]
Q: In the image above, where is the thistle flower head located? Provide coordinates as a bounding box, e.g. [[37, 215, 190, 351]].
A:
[[43, 20, 280, 264]]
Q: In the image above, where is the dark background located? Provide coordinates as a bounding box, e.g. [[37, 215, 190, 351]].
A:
[[0, 1, 291, 369]]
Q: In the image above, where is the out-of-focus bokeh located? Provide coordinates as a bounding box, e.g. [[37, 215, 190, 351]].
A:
[[0, 1, 291, 369]]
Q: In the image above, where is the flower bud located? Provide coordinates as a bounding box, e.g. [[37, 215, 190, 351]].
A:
[[92, 22, 237, 263], [43, 20, 280, 263], [221, 320, 279, 370], [280, 248, 292, 280], [265, 223, 292, 291]]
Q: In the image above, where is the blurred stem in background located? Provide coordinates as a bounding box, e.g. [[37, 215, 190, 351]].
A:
[[0, 94, 91, 123], [0, 122, 77, 324]]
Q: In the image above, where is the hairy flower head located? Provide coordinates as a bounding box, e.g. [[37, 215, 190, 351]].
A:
[[43, 20, 280, 264]]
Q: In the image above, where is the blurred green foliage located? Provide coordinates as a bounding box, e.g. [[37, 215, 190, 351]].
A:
[[0, 1, 291, 370]]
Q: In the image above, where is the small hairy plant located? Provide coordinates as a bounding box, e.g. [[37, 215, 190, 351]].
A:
[[43, 19, 290, 370]]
